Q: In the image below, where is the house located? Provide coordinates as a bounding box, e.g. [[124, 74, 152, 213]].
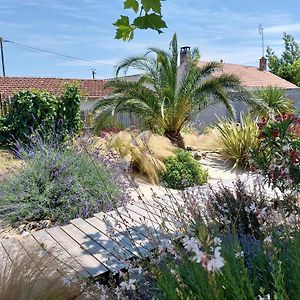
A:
[[1, 50, 299, 129]]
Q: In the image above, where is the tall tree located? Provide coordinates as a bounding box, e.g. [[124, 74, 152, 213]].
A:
[[94, 34, 241, 148], [266, 33, 300, 86]]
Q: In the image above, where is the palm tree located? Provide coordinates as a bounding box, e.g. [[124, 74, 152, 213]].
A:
[[94, 34, 241, 148], [249, 86, 294, 118]]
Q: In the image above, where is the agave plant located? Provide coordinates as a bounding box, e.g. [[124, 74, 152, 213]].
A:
[[249, 86, 294, 118], [94, 34, 241, 148]]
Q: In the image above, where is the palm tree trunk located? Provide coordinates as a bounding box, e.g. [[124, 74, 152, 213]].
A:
[[165, 131, 185, 149]]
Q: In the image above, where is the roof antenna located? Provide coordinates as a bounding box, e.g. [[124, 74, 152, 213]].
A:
[[258, 25, 265, 57], [91, 68, 96, 79]]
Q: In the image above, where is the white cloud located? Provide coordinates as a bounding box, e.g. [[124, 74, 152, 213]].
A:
[[264, 23, 300, 34]]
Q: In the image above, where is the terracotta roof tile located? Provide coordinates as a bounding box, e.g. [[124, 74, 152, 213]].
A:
[[197, 62, 298, 89], [0, 77, 109, 98]]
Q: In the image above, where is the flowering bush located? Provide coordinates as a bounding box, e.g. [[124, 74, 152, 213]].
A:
[[0, 134, 130, 225], [249, 114, 300, 193], [162, 150, 208, 189], [146, 181, 300, 300]]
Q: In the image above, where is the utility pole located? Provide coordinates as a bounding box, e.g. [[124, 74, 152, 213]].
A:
[[0, 37, 6, 77], [92, 68, 96, 79], [258, 25, 265, 57]]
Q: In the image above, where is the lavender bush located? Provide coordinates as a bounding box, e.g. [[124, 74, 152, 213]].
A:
[[0, 134, 130, 225]]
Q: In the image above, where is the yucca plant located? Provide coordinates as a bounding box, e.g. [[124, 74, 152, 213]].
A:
[[216, 114, 259, 168], [249, 86, 294, 118], [94, 34, 241, 148]]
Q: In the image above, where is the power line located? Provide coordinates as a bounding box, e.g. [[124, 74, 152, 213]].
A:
[[4, 38, 117, 67]]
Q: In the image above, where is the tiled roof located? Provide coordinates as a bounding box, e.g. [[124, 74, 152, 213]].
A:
[[0, 77, 109, 98], [197, 62, 298, 89]]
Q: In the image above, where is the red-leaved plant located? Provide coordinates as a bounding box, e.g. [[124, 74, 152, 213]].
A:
[[249, 113, 300, 194]]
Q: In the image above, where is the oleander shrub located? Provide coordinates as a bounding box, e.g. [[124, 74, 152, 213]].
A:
[[249, 113, 300, 194], [216, 114, 259, 168], [161, 150, 208, 189], [0, 135, 129, 225]]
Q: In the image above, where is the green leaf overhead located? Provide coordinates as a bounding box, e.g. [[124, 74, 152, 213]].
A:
[[113, 15, 135, 41], [124, 0, 139, 13], [133, 13, 167, 32], [114, 0, 167, 41], [141, 0, 162, 13]]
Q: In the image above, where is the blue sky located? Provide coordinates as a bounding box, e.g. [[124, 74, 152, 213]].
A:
[[1, 0, 300, 79]]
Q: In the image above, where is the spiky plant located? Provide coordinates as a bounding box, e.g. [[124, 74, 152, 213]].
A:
[[216, 114, 259, 168], [249, 86, 294, 118], [94, 34, 241, 148]]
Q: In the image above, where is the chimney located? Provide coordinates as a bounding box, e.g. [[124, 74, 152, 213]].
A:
[[180, 46, 191, 65], [259, 56, 267, 71]]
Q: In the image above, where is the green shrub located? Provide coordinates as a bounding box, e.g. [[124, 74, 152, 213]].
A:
[[0, 90, 57, 145], [56, 83, 83, 136], [161, 150, 208, 189], [0, 137, 126, 225], [0, 84, 83, 146], [216, 113, 259, 168]]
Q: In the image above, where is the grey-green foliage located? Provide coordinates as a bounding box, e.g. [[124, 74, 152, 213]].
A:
[[0, 140, 121, 225]]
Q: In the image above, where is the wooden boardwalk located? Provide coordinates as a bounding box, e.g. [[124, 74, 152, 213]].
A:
[[0, 178, 274, 278], [0, 189, 182, 278]]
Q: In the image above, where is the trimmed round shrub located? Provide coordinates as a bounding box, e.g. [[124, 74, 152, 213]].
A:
[[161, 150, 208, 189]]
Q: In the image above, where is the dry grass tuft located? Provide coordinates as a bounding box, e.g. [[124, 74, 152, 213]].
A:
[[0, 248, 83, 300], [182, 128, 220, 152], [0, 150, 24, 180], [109, 130, 177, 184]]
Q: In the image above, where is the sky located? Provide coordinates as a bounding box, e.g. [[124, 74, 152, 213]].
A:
[[1, 0, 300, 79]]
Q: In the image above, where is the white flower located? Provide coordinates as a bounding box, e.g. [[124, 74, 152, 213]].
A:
[[119, 279, 136, 291], [159, 239, 174, 253], [192, 247, 205, 263], [264, 236, 272, 244], [245, 202, 256, 213], [206, 247, 225, 272], [258, 294, 271, 300], [235, 251, 244, 258], [282, 144, 291, 152], [183, 236, 201, 252], [213, 237, 222, 246]]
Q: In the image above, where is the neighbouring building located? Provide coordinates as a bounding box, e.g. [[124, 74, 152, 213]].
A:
[[1, 50, 300, 130]]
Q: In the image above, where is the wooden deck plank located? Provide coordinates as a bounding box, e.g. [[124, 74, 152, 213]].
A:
[[47, 226, 107, 277], [61, 224, 125, 272], [1, 237, 28, 261], [94, 212, 153, 255], [71, 218, 132, 260], [85, 216, 147, 257], [99, 210, 158, 252], [0, 242, 11, 273], [32, 229, 90, 277], [125, 203, 178, 232]]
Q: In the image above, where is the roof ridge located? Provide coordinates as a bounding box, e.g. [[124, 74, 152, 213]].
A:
[[0, 76, 107, 82]]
